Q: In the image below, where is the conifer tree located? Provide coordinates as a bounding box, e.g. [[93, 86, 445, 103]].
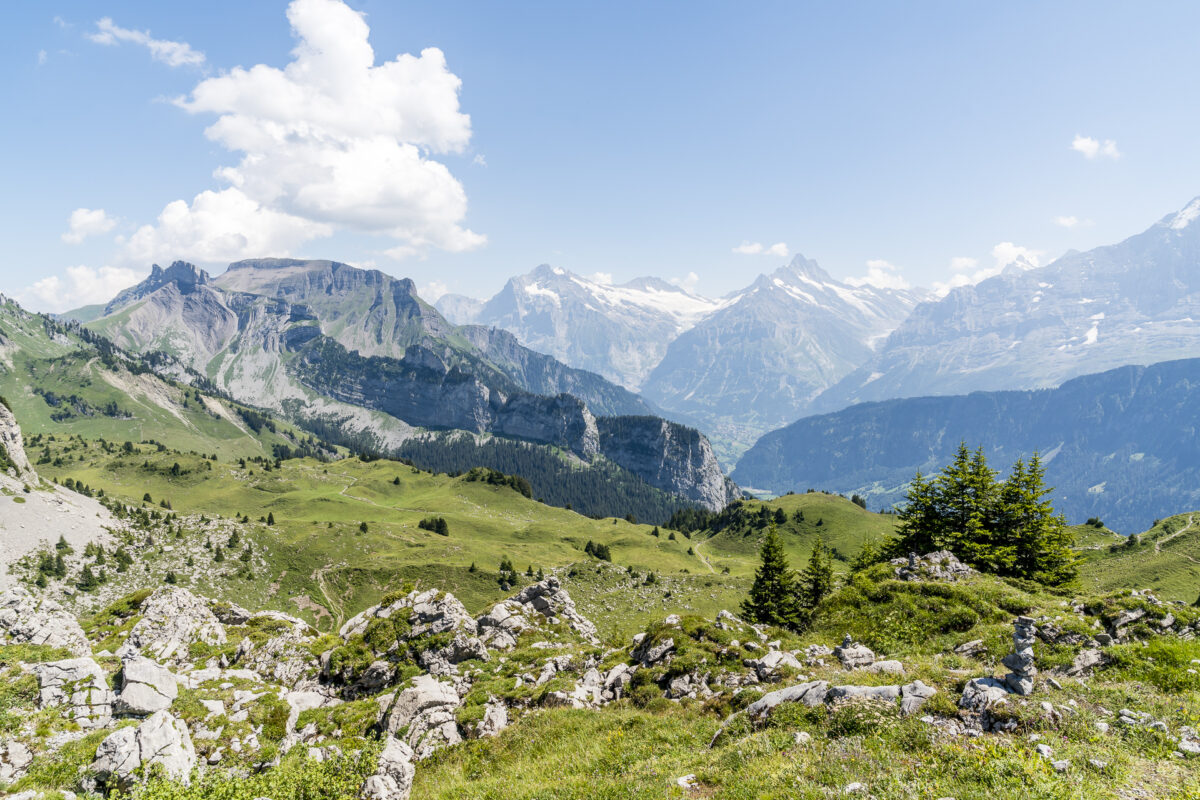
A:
[[741, 527, 804, 630], [800, 534, 834, 609]]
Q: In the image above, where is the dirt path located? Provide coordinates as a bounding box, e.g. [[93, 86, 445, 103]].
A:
[[692, 538, 716, 574], [1155, 514, 1194, 552], [312, 563, 347, 627]]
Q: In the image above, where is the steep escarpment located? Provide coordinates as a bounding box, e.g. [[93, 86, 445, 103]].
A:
[[597, 416, 739, 510]]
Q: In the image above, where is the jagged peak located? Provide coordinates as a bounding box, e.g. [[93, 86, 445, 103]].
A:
[[1160, 196, 1200, 231], [104, 261, 210, 315]]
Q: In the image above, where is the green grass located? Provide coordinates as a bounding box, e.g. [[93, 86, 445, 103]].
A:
[[1078, 512, 1200, 603]]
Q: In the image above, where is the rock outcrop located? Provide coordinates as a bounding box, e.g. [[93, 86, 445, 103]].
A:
[[115, 656, 179, 716], [120, 587, 226, 665], [360, 738, 416, 800], [378, 675, 463, 760], [91, 710, 195, 789], [0, 587, 91, 656], [30, 658, 115, 729]]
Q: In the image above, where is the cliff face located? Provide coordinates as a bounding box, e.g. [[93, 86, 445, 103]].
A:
[[87, 259, 739, 511], [597, 417, 738, 510], [0, 401, 35, 480]]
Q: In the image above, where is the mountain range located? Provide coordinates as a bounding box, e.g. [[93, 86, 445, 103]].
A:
[[74, 259, 737, 512], [733, 356, 1200, 533], [439, 257, 926, 460]]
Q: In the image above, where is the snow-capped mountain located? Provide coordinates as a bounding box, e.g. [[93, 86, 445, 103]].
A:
[[811, 196, 1200, 413], [640, 255, 927, 458], [436, 264, 724, 389]]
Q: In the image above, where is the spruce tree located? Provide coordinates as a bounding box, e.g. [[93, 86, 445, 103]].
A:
[[800, 535, 834, 609], [741, 527, 803, 630]]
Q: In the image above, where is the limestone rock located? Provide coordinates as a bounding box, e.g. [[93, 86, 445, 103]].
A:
[[834, 635, 875, 670], [121, 587, 226, 664], [745, 680, 830, 718], [476, 700, 508, 738], [900, 680, 937, 716], [361, 738, 416, 800], [893, 551, 974, 582], [116, 656, 178, 716], [0, 739, 33, 783], [92, 710, 195, 789], [744, 650, 803, 681], [30, 657, 114, 729], [379, 675, 462, 760], [507, 578, 600, 644], [0, 587, 90, 657]]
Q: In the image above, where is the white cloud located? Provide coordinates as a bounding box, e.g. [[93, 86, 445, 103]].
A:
[[62, 208, 117, 244], [18, 265, 140, 313], [588, 272, 613, 285], [1053, 215, 1093, 228], [157, 0, 483, 262], [37, 49, 47, 65], [123, 187, 331, 265], [669, 271, 701, 293], [933, 245, 1043, 297], [87, 17, 206, 68], [472, 154, 487, 166], [845, 259, 911, 291], [419, 280, 449, 301], [1071, 134, 1120, 160], [733, 241, 789, 257]]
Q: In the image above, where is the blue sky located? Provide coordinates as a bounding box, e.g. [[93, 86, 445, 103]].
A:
[[4, 0, 1200, 311]]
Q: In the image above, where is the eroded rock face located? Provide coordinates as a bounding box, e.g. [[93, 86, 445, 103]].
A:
[[233, 614, 318, 688], [0, 739, 32, 783], [30, 658, 114, 729], [92, 710, 195, 789], [115, 656, 178, 716], [0, 587, 91, 657], [378, 675, 463, 760], [120, 587, 226, 664], [360, 738, 416, 800], [0, 402, 35, 479]]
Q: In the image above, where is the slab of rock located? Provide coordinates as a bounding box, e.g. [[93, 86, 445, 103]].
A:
[[744, 680, 830, 719], [120, 587, 226, 664], [476, 700, 508, 738], [834, 635, 875, 670], [745, 650, 803, 681], [900, 680, 937, 716], [826, 685, 901, 704], [866, 660, 905, 675], [0, 739, 33, 783], [30, 657, 115, 729], [379, 675, 462, 760], [1064, 648, 1108, 677], [116, 656, 178, 716], [92, 710, 195, 789], [361, 738, 416, 800], [960, 677, 1010, 712], [0, 587, 90, 657]]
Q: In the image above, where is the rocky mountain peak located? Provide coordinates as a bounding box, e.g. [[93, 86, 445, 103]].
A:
[[104, 261, 211, 315]]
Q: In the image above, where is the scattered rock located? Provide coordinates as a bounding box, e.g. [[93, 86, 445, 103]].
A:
[[893, 551, 974, 582]]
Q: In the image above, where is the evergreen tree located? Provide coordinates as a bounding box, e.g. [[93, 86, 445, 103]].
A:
[[741, 527, 804, 630], [266, 512, 275, 526], [800, 535, 835, 609], [998, 454, 1076, 584]]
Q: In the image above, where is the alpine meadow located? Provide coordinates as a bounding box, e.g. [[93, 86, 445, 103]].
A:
[[2, 2, 1200, 799]]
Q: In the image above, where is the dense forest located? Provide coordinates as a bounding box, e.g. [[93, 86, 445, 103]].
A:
[[396, 434, 696, 523]]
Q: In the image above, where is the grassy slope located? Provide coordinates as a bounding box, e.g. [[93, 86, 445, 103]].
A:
[[42, 438, 739, 638], [697, 492, 900, 575], [409, 566, 1200, 800], [1078, 512, 1200, 603]]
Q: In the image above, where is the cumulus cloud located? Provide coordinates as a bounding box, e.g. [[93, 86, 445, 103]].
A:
[[933, 245, 1043, 297], [87, 17, 206, 68], [149, 0, 484, 263], [845, 259, 911, 291], [1053, 215, 1093, 228], [62, 208, 117, 244], [419, 280, 449, 301], [122, 187, 331, 265], [19, 265, 140, 313], [1071, 134, 1120, 160], [733, 241, 789, 257]]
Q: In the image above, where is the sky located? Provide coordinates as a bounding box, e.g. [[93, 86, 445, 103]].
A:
[[4, 0, 1200, 312]]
